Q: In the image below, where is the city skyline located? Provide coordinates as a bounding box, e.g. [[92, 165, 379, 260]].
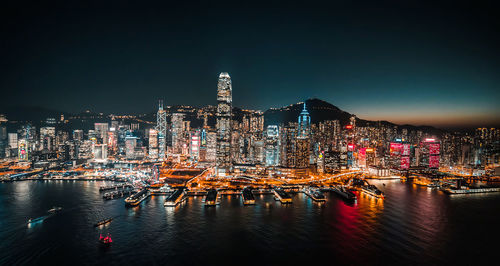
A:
[[1, 2, 499, 128]]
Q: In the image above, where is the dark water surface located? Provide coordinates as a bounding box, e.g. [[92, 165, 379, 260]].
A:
[[1, 180, 498, 265]]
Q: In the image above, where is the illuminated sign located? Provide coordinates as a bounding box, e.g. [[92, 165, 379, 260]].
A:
[[402, 143, 410, 156], [348, 144, 355, 151], [425, 138, 436, 142], [429, 143, 440, 155], [429, 155, 439, 168], [390, 143, 402, 156], [400, 156, 410, 169], [345, 125, 353, 129]]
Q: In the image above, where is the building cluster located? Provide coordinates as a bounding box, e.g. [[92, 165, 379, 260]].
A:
[[0, 73, 498, 177]]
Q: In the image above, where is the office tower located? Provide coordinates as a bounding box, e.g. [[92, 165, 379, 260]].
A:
[[149, 129, 158, 159], [297, 103, 311, 138], [73, 130, 84, 142], [171, 113, 185, 154], [280, 124, 297, 168], [156, 100, 167, 160], [93, 144, 108, 161], [296, 104, 311, 169], [265, 125, 280, 166], [190, 129, 200, 160], [40, 126, 56, 151], [125, 136, 137, 160], [94, 123, 109, 144], [206, 131, 217, 162], [216, 72, 232, 176]]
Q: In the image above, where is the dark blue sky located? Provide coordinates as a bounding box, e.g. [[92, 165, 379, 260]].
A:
[[1, 1, 499, 127]]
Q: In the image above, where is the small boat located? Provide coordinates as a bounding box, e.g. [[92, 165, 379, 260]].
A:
[[99, 233, 113, 245], [48, 206, 62, 213], [94, 218, 113, 227], [28, 216, 45, 224]]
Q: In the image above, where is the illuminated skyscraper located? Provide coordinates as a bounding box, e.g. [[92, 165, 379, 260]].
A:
[[296, 103, 311, 169], [265, 125, 280, 166], [171, 113, 185, 154], [94, 123, 108, 144], [216, 72, 232, 176], [156, 100, 167, 160], [148, 129, 158, 159], [298, 103, 311, 138]]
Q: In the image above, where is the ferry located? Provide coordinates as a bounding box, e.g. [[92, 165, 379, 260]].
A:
[[124, 188, 150, 206], [28, 216, 45, 224], [94, 217, 113, 227], [332, 186, 357, 202], [164, 188, 186, 207], [99, 233, 112, 245], [151, 184, 173, 195], [48, 206, 62, 213], [361, 184, 384, 198], [242, 187, 255, 205], [274, 188, 292, 204], [205, 189, 220, 206], [303, 187, 326, 202]]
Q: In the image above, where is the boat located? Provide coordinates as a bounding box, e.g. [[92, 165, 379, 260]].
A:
[[94, 218, 113, 227], [48, 206, 62, 213], [124, 188, 150, 206], [28, 216, 45, 224], [332, 186, 357, 201], [99, 233, 113, 245], [361, 184, 384, 198]]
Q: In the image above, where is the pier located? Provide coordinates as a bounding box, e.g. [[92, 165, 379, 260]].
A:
[[205, 189, 219, 206], [164, 188, 186, 207], [303, 187, 326, 202], [273, 188, 292, 204], [242, 187, 255, 205], [124, 188, 150, 206], [103, 189, 135, 200], [99, 183, 132, 192]]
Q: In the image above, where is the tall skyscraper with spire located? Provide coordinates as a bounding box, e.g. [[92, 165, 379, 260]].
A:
[[298, 102, 311, 138], [296, 102, 311, 169], [156, 100, 167, 160], [216, 72, 232, 176]]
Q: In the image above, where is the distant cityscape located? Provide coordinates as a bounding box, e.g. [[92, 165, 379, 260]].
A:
[[0, 72, 499, 184]]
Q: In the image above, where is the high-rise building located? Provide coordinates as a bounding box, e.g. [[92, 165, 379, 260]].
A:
[[40, 126, 56, 151], [73, 130, 84, 142], [148, 129, 158, 159], [93, 144, 108, 161], [296, 103, 311, 169], [265, 125, 280, 166], [94, 123, 109, 144], [298, 103, 311, 138], [156, 100, 167, 160], [171, 113, 185, 154], [125, 136, 137, 160], [216, 72, 232, 176], [190, 129, 201, 161]]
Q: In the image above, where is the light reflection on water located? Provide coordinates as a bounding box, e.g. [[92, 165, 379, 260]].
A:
[[0, 180, 499, 265]]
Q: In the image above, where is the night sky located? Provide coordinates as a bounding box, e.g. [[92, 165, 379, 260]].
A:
[[1, 1, 499, 128]]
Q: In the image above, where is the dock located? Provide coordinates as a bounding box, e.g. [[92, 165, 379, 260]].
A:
[[124, 188, 150, 206], [303, 187, 326, 202], [443, 187, 500, 194], [205, 189, 219, 206], [273, 188, 292, 204], [164, 188, 186, 207], [103, 189, 135, 200], [99, 183, 132, 192], [242, 187, 255, 205]]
